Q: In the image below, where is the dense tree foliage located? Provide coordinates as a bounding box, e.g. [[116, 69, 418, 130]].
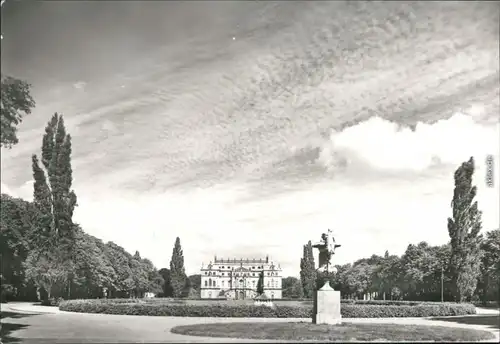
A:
[[282, 276, 303, 298], [187, 274, 201, 297], [158, 268, 174, 297], [182, 275, 201, 299], [447, 157, 483, 302], [1, 75, 36, 148], [0, 193, 166, 302], [300, 240, 316, 298], [1, 194, 41, 301], [477, 229, 500, 303], [307, 235, 498, 304]]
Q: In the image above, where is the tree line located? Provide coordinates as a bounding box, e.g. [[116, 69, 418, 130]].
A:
[[294, 158, 499, 304], [1, 188, 198, 301], [286, 230, 499, 303]]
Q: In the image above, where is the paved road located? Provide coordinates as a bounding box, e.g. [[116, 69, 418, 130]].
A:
[[1, 303, 498, 343]]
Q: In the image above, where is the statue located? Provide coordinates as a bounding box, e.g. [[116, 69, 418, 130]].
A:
[[311, 229, 343, 325], [312, 229, 341, 274]]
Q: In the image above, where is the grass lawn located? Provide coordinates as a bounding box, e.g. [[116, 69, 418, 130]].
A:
[[170, 322, 495, 342], [430, 315, 500, 330]]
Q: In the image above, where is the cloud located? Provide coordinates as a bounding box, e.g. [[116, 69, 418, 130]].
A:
[[316, 112, 499, 174]]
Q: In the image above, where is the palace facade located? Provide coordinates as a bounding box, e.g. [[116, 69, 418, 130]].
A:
[[200, 255, 283, 300]]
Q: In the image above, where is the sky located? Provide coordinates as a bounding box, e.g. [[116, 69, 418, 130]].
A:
[[1, 1, 499, 277]]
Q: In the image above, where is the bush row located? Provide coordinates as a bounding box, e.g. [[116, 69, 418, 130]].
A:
[[41, 297, 65, 307], [72, 298, 446, 306], [339, 300, 445, 306], [59, 300, 476, 318]]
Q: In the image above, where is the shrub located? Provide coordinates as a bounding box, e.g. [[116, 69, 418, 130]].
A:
[[0, 284, 15, 303], [60, 299, 476, 318], [41, 297, 65, 307]]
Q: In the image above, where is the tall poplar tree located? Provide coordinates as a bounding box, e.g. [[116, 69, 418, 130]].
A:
[[28, 113, 78, 298], [447, 157, 483, 302], [169, 237, 187, 298], [32, 113, 77, 254], [300, 240, 316, 298]]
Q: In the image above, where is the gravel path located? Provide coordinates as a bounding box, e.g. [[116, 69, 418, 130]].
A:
[[1, 303, 498, 343]]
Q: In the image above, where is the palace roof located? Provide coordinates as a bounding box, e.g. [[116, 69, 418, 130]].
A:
[[214, 257, 268, 264]]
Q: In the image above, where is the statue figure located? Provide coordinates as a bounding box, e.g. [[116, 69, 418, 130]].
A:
[[312, 229, 341, 274]]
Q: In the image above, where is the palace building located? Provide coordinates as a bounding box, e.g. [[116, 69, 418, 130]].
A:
[[200, 255, 283, 300]]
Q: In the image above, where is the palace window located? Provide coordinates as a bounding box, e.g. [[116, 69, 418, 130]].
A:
[[209, 278, 212, 287], [205, 272, 207, 275], [205, 280, 208, 287]]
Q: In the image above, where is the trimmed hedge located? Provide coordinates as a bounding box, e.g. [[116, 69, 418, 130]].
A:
[[41, 297, 65, 307], [340, 300, 445, 306], [60, 299, 476, 318], [67, 298, 452, 308], [84, 298, 446, 306]]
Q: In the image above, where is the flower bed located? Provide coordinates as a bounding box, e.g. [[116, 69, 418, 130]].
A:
[[59, 299, 476, 318]]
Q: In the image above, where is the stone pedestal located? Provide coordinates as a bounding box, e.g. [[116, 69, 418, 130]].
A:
[[312, 281, 342, 325]]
